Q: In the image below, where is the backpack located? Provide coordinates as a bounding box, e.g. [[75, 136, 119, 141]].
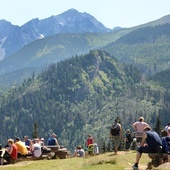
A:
[[111, 123, 120, 136], [47, 138, 55, 145]]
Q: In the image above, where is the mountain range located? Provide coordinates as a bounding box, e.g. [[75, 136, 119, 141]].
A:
[[0, 9, 109, 60], [0, 9, 170, 93]]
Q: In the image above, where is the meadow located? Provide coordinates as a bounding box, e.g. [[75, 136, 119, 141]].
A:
[[1, 150, 169, 170]]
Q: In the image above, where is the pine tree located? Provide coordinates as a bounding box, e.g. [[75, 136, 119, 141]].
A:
[[154, 115, 162, 136], [32, 122, 39, 138]]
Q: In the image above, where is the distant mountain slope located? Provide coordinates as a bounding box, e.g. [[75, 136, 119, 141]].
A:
[[0, 9, 110, 59], [0, 32, 118, 76], [150, 68, 170, 89], [103, 23, 170, 74]]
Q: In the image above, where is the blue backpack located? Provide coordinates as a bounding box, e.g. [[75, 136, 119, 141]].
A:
[[47, 138, 56, 145]]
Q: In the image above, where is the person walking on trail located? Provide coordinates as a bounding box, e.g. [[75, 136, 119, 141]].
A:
[[132, 126, 162, 170], [132, 117, 150, 147], [110, 119, 123, 155]]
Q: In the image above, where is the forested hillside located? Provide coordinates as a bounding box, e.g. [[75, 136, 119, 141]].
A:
[[103, 23, 170, 75], [0, 50, 169, 150]]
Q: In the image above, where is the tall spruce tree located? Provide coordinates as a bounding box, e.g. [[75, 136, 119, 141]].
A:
[[32, 122, 39, 138], [154, 115, 162, 136]]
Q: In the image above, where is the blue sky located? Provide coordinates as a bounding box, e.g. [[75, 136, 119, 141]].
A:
[[0, 0, 170, 28]]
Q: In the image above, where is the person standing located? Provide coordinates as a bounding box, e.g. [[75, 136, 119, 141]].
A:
[[125, 129, 132, 151], [110, 119, 123, 155], [132, 126, 162, 170], [86, 134, 94, 148], [132, 117, 150, 147]]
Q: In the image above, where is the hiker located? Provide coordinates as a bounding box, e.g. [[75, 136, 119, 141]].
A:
[[132, 117, 150, 147], [162, 127, 170, 161], [164, 122, 170, 132], [132, 126, 162, 170], [0, 144, 11, 165], [15, 137, 28, 156], [110, 119, 123, 155], [47, 133, 60, 148], [86, 134, 94, 148], [125, 129, 132, 151], [6, 139, 18, 164], [72, 145, 85, 157], [31, 139, 42, 158], [23, 135, 32, 150]]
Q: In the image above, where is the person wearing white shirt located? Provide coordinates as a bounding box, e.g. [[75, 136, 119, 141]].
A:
[[31, 139, 42, 158]]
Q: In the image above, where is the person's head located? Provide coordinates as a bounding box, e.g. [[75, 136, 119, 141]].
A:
[[139, 117, 144, 122], [40, 138, 44, 141], [51, 133, 57, 138], [7, 138, 14, 146], [76, 145, 82, 150], [15, 137, 21, 142], [23, 135, 29, 141], [87, 134, 91, 138], [32, 139, 36, 144], [168, 122, 170, 126], [162, 129, 167, 137], [144, 126, 151, 131], [126, 129, 130, 133]]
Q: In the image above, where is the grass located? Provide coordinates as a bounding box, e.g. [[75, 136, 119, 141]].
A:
[[0, 151, 156, 170]]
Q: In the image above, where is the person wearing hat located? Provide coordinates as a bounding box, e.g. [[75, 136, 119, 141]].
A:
[[15, 137, 28, 156], [47, 133, 60, 148]]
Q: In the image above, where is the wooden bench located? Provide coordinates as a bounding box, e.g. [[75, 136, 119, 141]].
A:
[[46, 146, 69, 159]]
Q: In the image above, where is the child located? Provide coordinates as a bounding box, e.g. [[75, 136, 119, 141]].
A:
[[125, 129, 132, 151]]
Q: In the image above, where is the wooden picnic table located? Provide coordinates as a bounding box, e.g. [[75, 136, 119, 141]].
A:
[[46, 145, 69, 159]]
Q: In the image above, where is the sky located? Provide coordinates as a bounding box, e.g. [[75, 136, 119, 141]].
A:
[[0, 0, 170, 29]]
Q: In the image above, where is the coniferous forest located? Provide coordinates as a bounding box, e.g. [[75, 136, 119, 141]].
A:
[[0, 50, 170, 151]]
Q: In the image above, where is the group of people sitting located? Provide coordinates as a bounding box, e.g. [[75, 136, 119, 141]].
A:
[[0, 133, 60, 165]]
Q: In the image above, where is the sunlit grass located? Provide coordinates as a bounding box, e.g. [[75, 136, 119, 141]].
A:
[[0, 151, 154, 170]]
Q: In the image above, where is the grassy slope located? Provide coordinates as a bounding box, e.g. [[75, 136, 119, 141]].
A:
[[1, 151, 154, 170]]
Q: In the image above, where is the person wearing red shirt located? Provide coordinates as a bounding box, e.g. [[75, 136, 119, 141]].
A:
[[86, 134, 94, 147], [7, 139, 18, 164]]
